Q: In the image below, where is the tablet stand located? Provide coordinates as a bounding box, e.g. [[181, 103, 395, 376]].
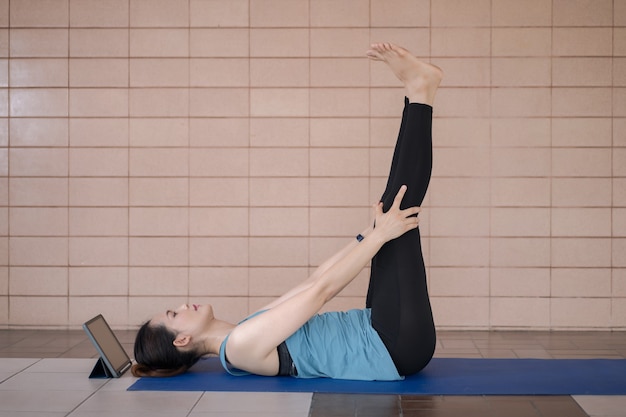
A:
[[89, 357, 114, 379]]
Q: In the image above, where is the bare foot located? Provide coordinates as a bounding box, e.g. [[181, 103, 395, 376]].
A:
[[367, 42, 443, 106]]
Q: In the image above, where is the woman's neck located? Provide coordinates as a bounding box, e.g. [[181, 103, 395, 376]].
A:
[[201, 319, 236, 356]]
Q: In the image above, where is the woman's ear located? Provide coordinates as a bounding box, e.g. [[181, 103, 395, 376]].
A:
[[173, 334, 191, 348]]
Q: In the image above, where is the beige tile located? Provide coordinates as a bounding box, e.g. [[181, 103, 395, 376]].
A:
[[249, 267, 307, 296], [617, 0, 626, 24], [370, 0, 430, 27], [0, 118, 5, 147], [310, 207, 369, 236], [491, 297, 550, 328], [130, 58, 188, 87], [310, 148, 368, 177], [429, 207, 489, 237], [190, 267, 249, 296], [130, 148, 188, 177], [429, 58, 489, 89], [492, 0, 552, 26], [429, 178, 490, 207], [615, 268, 626, 296], [0, 29, 7, 57], [490, 268, 551, 297], [491, 208, 551, 237], [10, 59, 68, 87], [10, 207, 67, 236], [70, 88, 128, 117], [69, 296, 128, 326], [190, 207, 248, 236], [615, 178, 626, 207], [9, 267, 67, 295], [250, 0, 308, 27], [552, 238, 612, 267], [130, 178, 188, 206], [70, 148, 128, 177], [369, 28, 431, 57], [251, 58, 308, 88], [0, 0, 6, 27], [190, 178, 248, 206], [190, 148, 247, 177], [10, 89, 68, 117], [250, 118, 308, 147], [552, 118, 612, 147], [11, 29, 68, 58], [0, 147, 5, 176], [553, 0, 613, 26], [191, 118, 248, 147], [250, 148, 308, 177], [615, 88, 626, 117], [617, 28, 626, 56], [492, 28, 551, 57], [190, 237, 249, 266], [250, 177, 308, 207], [551, 298, 611, 329], [251, 207, 308, 236], [309, 118, 367, 148], [70, 29, 128, 57], [491, 238, 551, 267], [311, 0, 369, 27], [615, 148, 626, 177], [10, 0, 69, 27], [615, 208, 626, 237], [431, 0, 490, 26], [130, 118, 188, 147], [433, 147, 491, 177], [130, 29, 189, 57], [70, 178, 128, 207], [70, 0, 129, 27], [190, 0, 248, 27], [311, 28, 370, 57], [491, 58, 551, 87], [9, 296, 68, 326], [10, 148, 68, 177], [431, 296, 489, 328], [430, 237, 489, 267], [552, 148, 612, 178], [251, 88, 308, 117], [431, 28, 490, 57], [69, 208, 128, 237], [130, 0, 188, 27], [553, 28, 612, 56], [311, 58, 368, 87], [435, 88, 490, 118], [492, 148, 550, 177], [250, 29, 309, 57], [249, 237, 307, 267], [10, 178, 68, 206], [131, 88, 189, 117], [492, 88, 551, 117], [190, 28, 249, 57], [312, 88, 369, 117], [129, 267, 188, 296], [0, 89, 6, 116], [0, 59, 6, 88], [492, 178, 551, 207], [69, 237, 128, 266], [70, 58, 128, 87], [130, 237, 187, 266], [552, 178, 612, 207], [191, 58, 249, 87], [10, 237, 68, 266], [190, 88, 248, 117], [310, 178, 369, 207], [429, 267, 489, 297], [615, 300, 626, 327], [130, 207, 188, 237], [615, 238, 626, 267], [69, 267, 128, 296], [552, 58, 612, 87], [130, 295, 187, 324], [616, 58, 626, 88], [552, 268, 611, 297]]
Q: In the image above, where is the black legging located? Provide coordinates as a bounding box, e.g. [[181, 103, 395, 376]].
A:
[[366, 98, 436, 376]]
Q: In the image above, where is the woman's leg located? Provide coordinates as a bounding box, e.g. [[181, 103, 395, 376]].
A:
[[365, 43, 442, 375]]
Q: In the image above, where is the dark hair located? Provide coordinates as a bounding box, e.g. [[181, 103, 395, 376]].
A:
[[132, 321, 202, 377]]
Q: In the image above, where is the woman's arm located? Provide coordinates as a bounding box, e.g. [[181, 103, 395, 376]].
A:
[[224, 186, 420, 375]]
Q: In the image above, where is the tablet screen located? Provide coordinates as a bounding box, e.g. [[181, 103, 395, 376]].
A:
[[83, 315, 131, 377]]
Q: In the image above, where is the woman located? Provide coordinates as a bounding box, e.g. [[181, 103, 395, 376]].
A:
[[132, 42, 443, 381]]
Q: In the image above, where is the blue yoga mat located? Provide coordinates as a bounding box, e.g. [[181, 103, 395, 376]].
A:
[[128, 357, 626, 395]]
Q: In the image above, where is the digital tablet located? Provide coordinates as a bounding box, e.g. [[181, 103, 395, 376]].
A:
[[83, 314, 132, 378]]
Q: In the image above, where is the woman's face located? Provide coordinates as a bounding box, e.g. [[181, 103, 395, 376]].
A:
[[151, 303, 214, 340]]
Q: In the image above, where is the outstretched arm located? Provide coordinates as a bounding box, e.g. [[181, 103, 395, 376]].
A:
[[225, 186, 420, 375]]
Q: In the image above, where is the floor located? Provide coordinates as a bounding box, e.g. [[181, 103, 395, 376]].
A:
[[0, 329, 625, 417]]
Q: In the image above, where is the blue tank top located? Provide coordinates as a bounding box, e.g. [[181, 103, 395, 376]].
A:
[[219, 308, 403, 381]]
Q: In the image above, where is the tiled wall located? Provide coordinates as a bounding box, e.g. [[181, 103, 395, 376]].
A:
[[0, 0, 624, 330]]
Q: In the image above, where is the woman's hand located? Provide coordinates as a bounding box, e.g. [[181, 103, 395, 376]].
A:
[[372, 185, 421, 243]]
